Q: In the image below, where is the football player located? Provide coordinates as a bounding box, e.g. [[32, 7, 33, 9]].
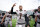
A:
[[10, 3, 29, 27], [35, 6, 40, 27], [2, 12, 12, 27]]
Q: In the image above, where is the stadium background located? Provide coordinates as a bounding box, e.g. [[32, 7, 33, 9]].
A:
[[0, 0, 40, 12]]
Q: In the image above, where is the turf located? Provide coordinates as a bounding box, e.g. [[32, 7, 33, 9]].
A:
[[29, 18, 35, 27], [8, 19, 17, 27]]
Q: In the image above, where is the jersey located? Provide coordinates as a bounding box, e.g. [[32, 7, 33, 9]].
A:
[[34, 11, 40, 22], [16, 10, 26, 23], [5, 13, 12, 21], [11, 7, 29, 23]]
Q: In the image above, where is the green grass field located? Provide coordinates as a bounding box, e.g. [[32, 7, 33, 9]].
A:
[[8, 18, 35, 27], [8, 19, 17, 27], [29, 18, 35, 27]]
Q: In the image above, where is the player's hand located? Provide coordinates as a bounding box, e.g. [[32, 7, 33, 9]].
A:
[[13, 3, 16, 7], [1, 22, 3, 24], [27, 25, 29, 27]]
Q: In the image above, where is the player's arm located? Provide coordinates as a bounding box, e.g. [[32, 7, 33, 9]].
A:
[[1, 14, 6, 23], [35, 16, 37, 22], [11, 3, 17, 14]]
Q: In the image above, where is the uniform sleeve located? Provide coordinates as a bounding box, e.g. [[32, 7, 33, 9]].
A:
[[11, 7, 17, 14]]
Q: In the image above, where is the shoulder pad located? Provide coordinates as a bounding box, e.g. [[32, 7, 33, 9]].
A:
[[24, 10, 26, 11], [16, 10, 18, 12]]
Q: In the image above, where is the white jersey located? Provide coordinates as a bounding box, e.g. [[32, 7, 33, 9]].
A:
[[16, 10, 26, 23], [5, 13, 12, 21], [16, 10, 26, 20]]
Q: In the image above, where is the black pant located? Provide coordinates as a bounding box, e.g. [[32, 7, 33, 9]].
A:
[[2, 22, 5, 27], [0, 23, 5, 27], [0, 24, 2, 27], [34, 22, 37, 27], [25, 21, 29, 27]]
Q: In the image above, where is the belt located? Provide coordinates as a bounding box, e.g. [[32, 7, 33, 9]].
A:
[[18, 23, 25, 25], [38, 22, 40, 24]]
